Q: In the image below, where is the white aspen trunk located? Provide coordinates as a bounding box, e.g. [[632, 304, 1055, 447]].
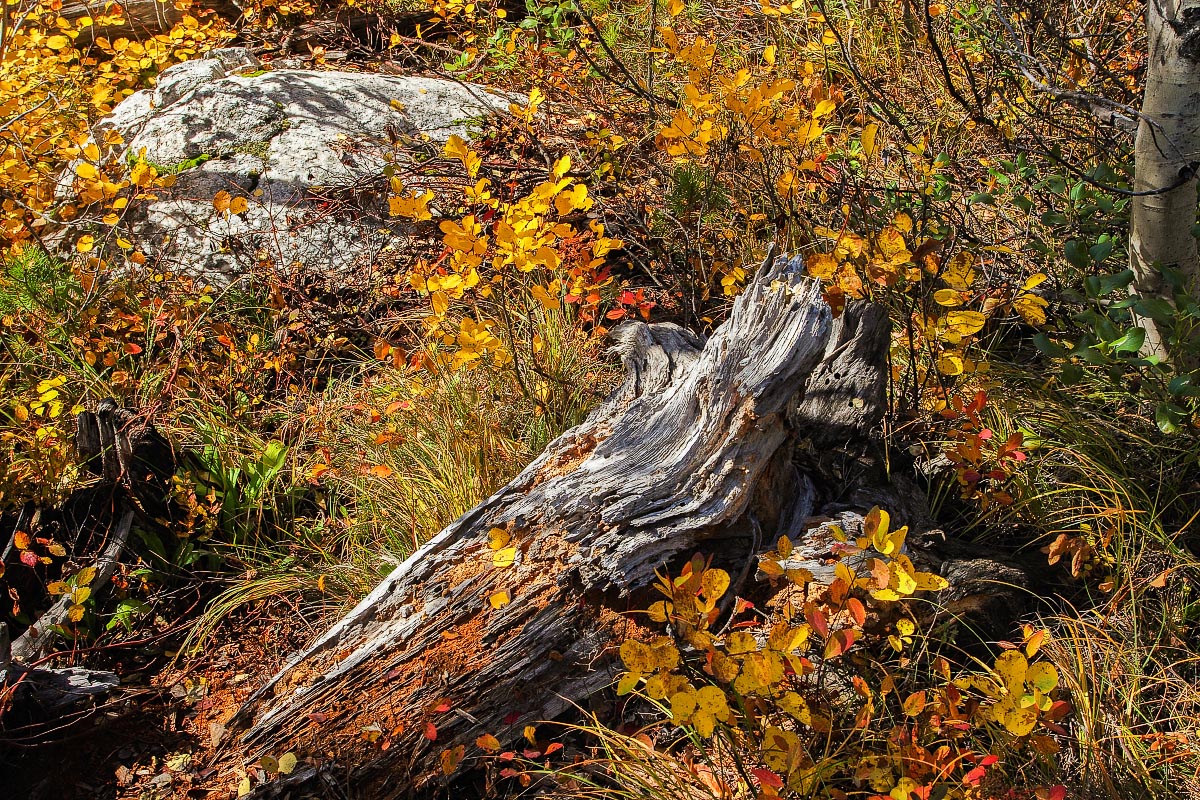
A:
[[1129, 0, 1200, 359]]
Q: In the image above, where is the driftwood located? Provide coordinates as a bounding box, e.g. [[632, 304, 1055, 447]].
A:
[[229, 251, 1029, 795]]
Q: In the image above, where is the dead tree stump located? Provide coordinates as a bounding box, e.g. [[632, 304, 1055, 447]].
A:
[[230, 251, 1025, 795]]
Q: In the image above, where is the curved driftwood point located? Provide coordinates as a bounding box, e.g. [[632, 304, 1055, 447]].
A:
[[229, 251, 1027, 795]]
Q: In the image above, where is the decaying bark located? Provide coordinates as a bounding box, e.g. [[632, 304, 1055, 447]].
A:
[[230, 251, 1026, 795]]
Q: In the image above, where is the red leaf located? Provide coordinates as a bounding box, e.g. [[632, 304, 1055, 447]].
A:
[[503, 711, 521, 725], [123, 342, 143, 355], [433, 700, 452, 713], [752, 768, 784, 789], [544, 742, 563, 756], [423, 722, 438, 741], [20, 550, 38, 567], [964, 766, 987, 785], [807, 606, 829, 639], [605, 308, 627, 320]]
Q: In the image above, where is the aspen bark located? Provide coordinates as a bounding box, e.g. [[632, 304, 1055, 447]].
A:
[[1130, 0, 1200, 358]]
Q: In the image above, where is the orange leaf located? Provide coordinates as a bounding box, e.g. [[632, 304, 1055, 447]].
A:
[[823, 628, 860, 659]]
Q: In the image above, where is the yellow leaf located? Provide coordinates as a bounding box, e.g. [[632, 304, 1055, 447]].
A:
[[1026, 662, 1058, 692], [76, 566, 97, 586], [667, 0, 685, 15], [861, 123, 879, 160], [68, 604, 85, 622], [488, 590, 510, 609], [933, 288, 964, 307], [945, 310, 987, 336], [763, 44, 777, 65], [476, 733, 501, 751], [228, 196, 249, 215], [913, 571, 949, 591], [75, 162, 98, 179], [937, 352, 964, 376], [492, 547, 517, 568], [212, 190, 231, 213], [902, 691, 926, 716], [487, 527, 510, 550], [76, 235, 95, 253], [277, 753, 297, 775], [700, 568, 730, 600], [812, 99, 837, 119], [994, 650, 1028, 694], [430, 291, 450, 316], [552, 155, 571, 179], [46, 34, 71, 50]]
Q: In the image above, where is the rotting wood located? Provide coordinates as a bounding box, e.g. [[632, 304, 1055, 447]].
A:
[[230, 250, 1028, 796]]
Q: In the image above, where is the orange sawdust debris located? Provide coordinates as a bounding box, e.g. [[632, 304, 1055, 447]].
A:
[[526, 432, 601, 489]]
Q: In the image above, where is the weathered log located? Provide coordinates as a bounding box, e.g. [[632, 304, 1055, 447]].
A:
[[229, 250, 1031, 796], [228, 252, 843, 790], [57, 0, 244, 45]]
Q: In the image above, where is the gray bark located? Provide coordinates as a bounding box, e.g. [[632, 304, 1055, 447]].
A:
[[1130, 0, 1200, 357], [226, 252, 1019, 796]]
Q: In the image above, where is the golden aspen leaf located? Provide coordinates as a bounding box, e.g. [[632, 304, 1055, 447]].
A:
[[937, 352, 965, 376], [942, 252, 977, 289], [71, 586, 91, 605], [812, 99, 836, 118], [551, 154, 571, 179], [934, 289, 964, 307], [277, 753, 297, 775], [430, 291, 450, 316], [48, 581, 70, 595], [691, 685, 730, 737], [68, 604, 86, 622], [727, 631, 757, 655], [647, 600, 672, 622], [75, 162, 98, 179], [228, 196, 249, 215], [776, 535, 793, 558], [76, 235, 95, 253], [476, 733, 501, 751], [487, 527, 510, 550], [700, 568, 730, 601], [76, 566, 97, 586], [913, 571, 949, 591], [488, 590, 510, 609], [763, 44, 776, 65], [902, 691, 926, 716], [945, 310, 987, 336], [667, 0, 685, 15], [994, 650, 1028, 693], [46, 34, 70, 49], [861, 123, 879, 160], [259, 755, 279, 773], [212, 190, 231, 213], [805, 252, 838, 280], [103, 213, 119, 225], [1026, 662, 1058, 692], [14, 531, 30, 550], [492, 547, 517, 568]]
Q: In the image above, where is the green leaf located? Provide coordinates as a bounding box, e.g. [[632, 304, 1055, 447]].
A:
[[1032, 333, 1068, 358], [1108, 328, 1145, 354], [1064, 240, 1090, 269], [1156, 403, 1185, 434]]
